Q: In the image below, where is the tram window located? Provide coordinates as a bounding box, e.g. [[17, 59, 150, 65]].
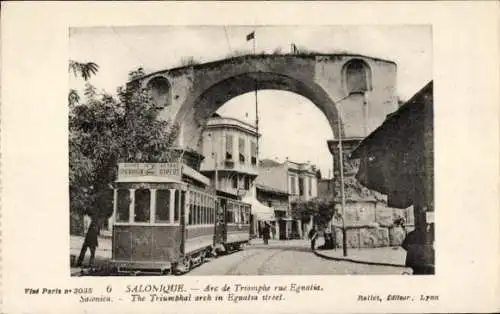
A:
[[204, 199, 208, 224], [155, 190, 171, 223], [227, 202, 233, 223], [134, 189, 150, 223], [178, 191, 184, 224], [197, 202, 201, 225], [192, 193, 196, 225], [211, 201, 215, 224], [240, 206, 245, 223], [116, 189, 130, 222], [201, 202, 205, 224], [189, 202, 193, 225], [201, 196, 205, 224], [174, 190, 180, 223]]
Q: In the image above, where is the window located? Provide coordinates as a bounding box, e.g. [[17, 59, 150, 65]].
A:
[[244, 176, 251, 190], [232, 175, 238, 189], [345, 60, 370, 93], [134, 189, 150, 222], [175, 191, 183, 223], [227, 202, 234, 223], [225, 134, 233, 160], [196, 194, 201, 225], [290, 176, 297, 194], [116, 189, 130, 222], [155, 190, 171, 223], [308, 177, 312, 196], [240, 206, 245, 223], [188, 191, 195, 225], [202, 196, 207, 224], [210, 203, 214, 224], [299, 177, 304, 196], [267, 201, 272, 208], [250, 142, 257, 165], [239, 138, 245, 163]]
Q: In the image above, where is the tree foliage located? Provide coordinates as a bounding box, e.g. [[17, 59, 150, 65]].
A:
[[69, 61, 100, 81], [69, 68, 179, 219], [292, 194, 340, 227]]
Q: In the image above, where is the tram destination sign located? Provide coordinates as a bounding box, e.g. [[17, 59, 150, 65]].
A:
[[117, 163, 182, 180]]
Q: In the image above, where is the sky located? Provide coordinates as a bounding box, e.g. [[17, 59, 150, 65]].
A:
[[69, 26, 432, 177]]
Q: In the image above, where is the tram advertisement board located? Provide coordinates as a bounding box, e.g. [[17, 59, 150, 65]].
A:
[[117, 163, 182, 180]]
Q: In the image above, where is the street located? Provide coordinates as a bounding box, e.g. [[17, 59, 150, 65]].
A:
[[71, 236, 407, 276], [187, 239, 405, 275]]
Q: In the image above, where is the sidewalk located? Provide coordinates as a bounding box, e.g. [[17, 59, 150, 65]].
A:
[[314, 246, 407, 268], [70, 235, 112, 276]]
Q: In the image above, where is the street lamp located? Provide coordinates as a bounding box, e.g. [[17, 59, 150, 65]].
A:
[[333, 91, 367, 257]]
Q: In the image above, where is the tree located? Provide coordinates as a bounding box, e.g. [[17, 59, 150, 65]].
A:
[[292, 194, 339, 228], [69, 69, 179, 222], [69, 61, 100, 81]]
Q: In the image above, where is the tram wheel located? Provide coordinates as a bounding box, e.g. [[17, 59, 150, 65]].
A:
[[181, 258, 192, 272]]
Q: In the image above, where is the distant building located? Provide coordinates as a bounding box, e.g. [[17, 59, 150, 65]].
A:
[[200, 115, 275, 237], [255, 158, 319, 239], [200, 115, 260, 199]]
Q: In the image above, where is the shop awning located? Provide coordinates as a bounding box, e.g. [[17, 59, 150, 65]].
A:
[[242, 196, 275, 221]]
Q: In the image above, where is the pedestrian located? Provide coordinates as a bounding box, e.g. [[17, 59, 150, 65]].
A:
[[401, 226, 434, 275], [262, 223, 270, 245], [309, 226, 320, 250], [324, 223, 334, 249], [77, 215, 101, 267]]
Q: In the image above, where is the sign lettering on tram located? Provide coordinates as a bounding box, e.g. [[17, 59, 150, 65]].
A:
[[117, 163, 182, 180]]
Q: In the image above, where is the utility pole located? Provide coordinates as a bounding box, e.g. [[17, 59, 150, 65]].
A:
[[337, 111, 348, 257]]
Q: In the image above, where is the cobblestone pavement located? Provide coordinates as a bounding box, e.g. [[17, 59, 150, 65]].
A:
[[188, 239, 406, 275], [70, 236, 408, 276], [315, 246, 407, 267]]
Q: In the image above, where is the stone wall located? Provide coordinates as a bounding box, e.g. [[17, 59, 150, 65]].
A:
[[331, 202, 414, 248]]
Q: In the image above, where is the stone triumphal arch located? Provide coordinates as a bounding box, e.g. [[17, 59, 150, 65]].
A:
[[128, 53, 398, 212]]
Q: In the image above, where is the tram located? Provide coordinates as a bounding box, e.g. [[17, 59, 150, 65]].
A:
[[110, 162, 251, 275]]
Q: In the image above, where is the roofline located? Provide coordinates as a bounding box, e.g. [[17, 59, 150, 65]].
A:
[[255, 184, 289, 195], [204, 123, 261, 138], [129, 53, 397, 84], [206, 116, 258, 132]]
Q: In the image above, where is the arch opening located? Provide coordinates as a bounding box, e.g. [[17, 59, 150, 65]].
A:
[[177, 71, 346, 154], [147, 76, 172, 109], [343, 59, 372, 94], [216, 90, 334, 177]]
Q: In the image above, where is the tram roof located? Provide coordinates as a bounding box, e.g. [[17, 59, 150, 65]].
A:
[[115, 176, 186, 184]]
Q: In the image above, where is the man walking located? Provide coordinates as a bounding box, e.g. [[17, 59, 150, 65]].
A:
[[76, 215, 101, 267], [262, 223, 270, 245], [309, 226, 320, 250]]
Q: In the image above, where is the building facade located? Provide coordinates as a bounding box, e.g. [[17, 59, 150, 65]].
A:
[[255, 159, 319, 239], [255, 183, 290, 239], [350, 81, 433, 258], [200, 115, 259, 199]]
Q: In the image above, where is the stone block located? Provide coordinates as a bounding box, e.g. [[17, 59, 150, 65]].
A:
[[346, 229, 360, 248], [359, 227, 390, 248], [389, 226, 406, 246], [375, 206, 394, 227]]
